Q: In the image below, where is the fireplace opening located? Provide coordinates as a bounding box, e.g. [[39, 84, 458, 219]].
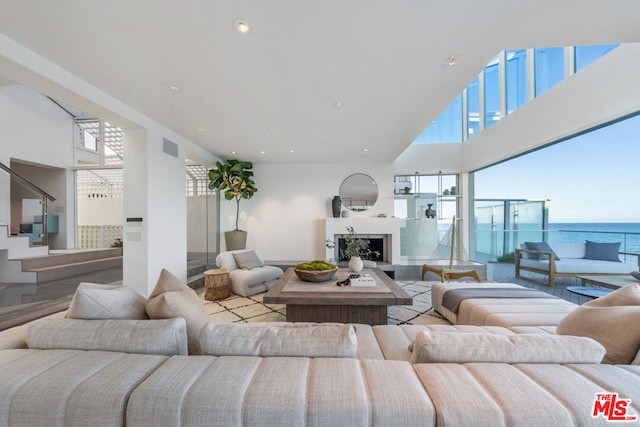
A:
[[337, 237, 384, 262]]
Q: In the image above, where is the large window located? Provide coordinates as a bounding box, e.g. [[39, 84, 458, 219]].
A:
[[484, 56, 500, 129], [414, 44, 618, 144], [575, 44, 618, 71], [413, 94, 462, 144], [534, 47, 564, 96], [467, 77, 480, 138], [506, 49, 527, 114]]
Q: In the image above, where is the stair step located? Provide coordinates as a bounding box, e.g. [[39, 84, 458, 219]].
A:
[[18, 248, 122, 270], [29, 256, 123, 283]]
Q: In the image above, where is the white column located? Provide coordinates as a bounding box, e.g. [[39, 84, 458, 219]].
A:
[[123, 127, 187, 296]]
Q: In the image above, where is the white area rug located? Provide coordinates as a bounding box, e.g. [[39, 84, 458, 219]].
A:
[[201, 280, 451, 325]]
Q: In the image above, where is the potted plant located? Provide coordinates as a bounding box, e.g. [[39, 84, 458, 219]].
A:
[[340, 226, 380, 272], [208, 159, 257, 250]]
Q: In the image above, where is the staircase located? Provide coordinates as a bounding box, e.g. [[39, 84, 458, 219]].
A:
[[19, 248, 123, 283], [0, 225, 122, 283]]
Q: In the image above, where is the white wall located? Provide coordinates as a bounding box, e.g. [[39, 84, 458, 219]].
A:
[[0, 86, 74, 247], [219, 162, 395, 261], [187, 196, 217, 253]]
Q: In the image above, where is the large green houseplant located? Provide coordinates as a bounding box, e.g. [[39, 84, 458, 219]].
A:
[[208, 159, 257, 250]]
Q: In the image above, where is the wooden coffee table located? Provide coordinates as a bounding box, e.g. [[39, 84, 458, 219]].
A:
[[263, 268, 412, 325]]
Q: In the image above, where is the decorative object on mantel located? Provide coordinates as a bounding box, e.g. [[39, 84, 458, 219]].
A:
[[377, 213, 387, 218], [294, 260, 338, 282], [340, 226, 380, 272], [341, 210, 349, 218], [331, 196, 341, 218], [425, 204, 436, 219], [208, 159, 257, 250]]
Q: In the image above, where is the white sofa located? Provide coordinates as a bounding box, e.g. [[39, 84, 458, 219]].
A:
[[515, 241, 639, 286], [215, 249, 283, 296], [2, 278, 640, 426], [2, 317, 639, 426]]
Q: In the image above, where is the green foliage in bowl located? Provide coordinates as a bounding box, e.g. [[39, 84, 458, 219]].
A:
[[295, 260, 336, 271], [294, 261, 338, 282]]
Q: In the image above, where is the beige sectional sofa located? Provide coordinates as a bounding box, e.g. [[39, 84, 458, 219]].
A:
[[1, 272, 638, 426], [1, 319, 639, 426]]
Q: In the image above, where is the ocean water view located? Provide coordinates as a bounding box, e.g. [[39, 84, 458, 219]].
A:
[[474, 222, 640, 263]]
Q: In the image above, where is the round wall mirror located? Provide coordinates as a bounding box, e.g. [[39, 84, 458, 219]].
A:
[[339, 173, 378, 211]]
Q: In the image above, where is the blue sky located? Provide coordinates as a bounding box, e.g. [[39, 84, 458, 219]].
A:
[[474, 113, 640, 223]]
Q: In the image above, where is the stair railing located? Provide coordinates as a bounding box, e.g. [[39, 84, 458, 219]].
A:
[[0, 162, 56, 246]]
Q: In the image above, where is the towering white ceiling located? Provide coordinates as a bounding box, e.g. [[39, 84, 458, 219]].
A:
[[1, 0, 639, 163]]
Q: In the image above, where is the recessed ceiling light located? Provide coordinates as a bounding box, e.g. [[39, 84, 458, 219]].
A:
[[233, 19, 251, 34], [260, 151, 265, 154], [289, 150, 295, 154], [195, 127, 205, 132], [362, 148, 368, 152], [168, 84, 179, 91], [445, 55, 458, 66], [230, 151, 237, 155], [333, 101, 344, 108]]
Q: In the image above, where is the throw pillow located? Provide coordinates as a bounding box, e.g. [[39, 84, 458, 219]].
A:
[[199, 322, 357, 358], [410, 331, 605, 364], [233, 250, 264, 269], [584, 240, 621, 262], [66, 282, 148, 320], [557, 283, 640, 364], [145, 268, 210, 354], [27, 318, 188, 355], [524, 242, 560, 261]]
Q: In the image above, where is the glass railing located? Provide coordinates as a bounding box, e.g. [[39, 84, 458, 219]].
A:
[[0, 163, 56, 246], [475, 228, 640, 264]]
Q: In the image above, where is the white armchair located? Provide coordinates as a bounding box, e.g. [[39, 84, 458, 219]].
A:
[[215, 249, 283, 297]]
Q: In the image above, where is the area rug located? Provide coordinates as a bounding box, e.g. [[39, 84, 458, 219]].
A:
[[201, 280, 451, 325]]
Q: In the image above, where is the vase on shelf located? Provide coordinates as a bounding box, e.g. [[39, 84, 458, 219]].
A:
[[425, 204, 436, 219], [349, 256, 364, 272], [331, 196, 341, 218]]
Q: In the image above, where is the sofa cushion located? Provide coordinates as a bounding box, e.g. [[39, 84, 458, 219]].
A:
[[524, 241, 560, 260], [216, 249, 265, 270], [232, 250, 264, 269], [199, 322, 357, 358], [584, 240, 621, 262], [66, 282, 148, 320], [410, 331, 605, 364], [26, 318, 188, 355], [145, 269, 210, 354], [557, 283, 640, 364]]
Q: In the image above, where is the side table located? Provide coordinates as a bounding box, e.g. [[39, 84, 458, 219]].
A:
[[204, 268, 230, 301]]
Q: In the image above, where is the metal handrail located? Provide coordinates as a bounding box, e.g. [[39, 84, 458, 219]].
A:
[[0, 162, 56, 245], [0, 163, 56, 201]]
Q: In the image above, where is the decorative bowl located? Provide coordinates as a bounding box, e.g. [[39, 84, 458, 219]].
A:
[[631, 271, 640, 281], [294, 266, 338, 282]]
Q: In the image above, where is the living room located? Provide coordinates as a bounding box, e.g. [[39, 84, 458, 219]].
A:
[[2, 3, 640, 297], [1, 2, 640, 424]]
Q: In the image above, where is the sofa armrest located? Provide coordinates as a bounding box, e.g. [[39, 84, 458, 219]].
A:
[[620, 252, 640, 268]]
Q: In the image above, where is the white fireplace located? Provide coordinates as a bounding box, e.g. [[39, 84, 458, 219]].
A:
[[323, 218, 401, 264]]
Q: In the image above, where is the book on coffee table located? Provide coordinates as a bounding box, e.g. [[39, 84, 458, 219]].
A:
[[350, 274, 376, 287]]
